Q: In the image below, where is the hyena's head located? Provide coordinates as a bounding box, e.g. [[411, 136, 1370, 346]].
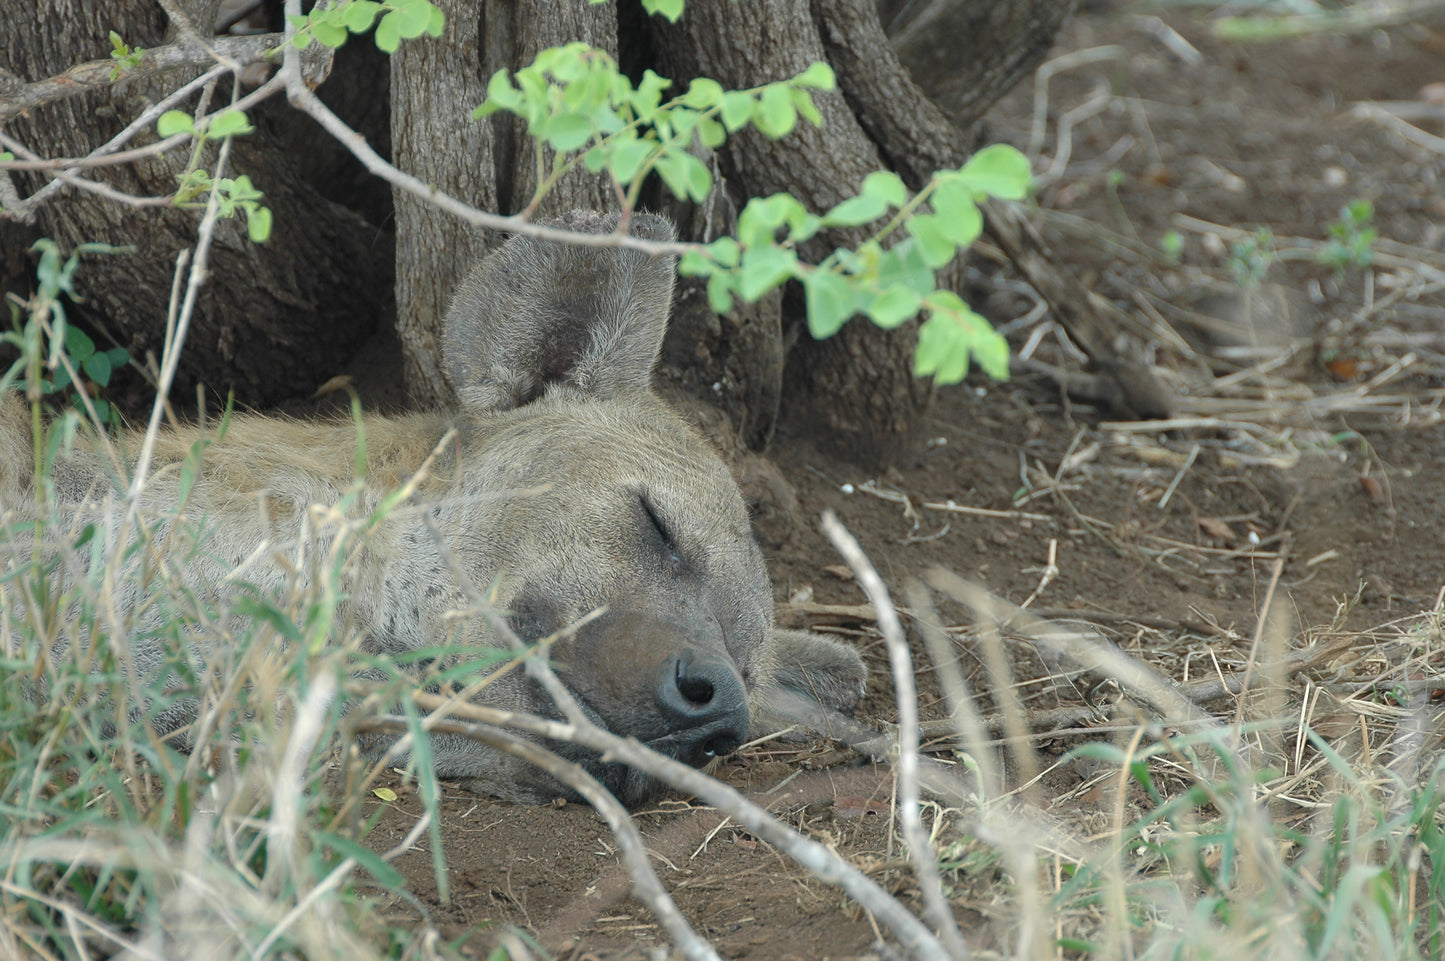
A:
[[434, 211, 864, 804]]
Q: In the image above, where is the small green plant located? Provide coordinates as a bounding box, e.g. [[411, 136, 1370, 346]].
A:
[[107, 29, 145, 80], [3, 239, 130, 428], [1228, 227, 1275, 288], [155, 109, 273, 241], [1318, 198, 1377, 276]]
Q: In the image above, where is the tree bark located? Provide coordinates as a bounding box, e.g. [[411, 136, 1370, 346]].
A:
[[390, 0, 619, 406], [651, 0, 1082, 460], [654, 0, 927, 462], [881, 0, 1078, 130], [389, 0, 496, 408], [0, 0, 390, 405], [3, 0, 1110, 449]]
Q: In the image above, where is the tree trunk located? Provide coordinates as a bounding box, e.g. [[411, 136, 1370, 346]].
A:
[[0, 0, 391, 405], [880, 0, 1077, 130], [390, 0, 618, 406], [651, 0, 1073, 460], [3, 0, 1086, 451]]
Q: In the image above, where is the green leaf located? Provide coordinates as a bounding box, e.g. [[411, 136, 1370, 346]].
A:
[[606, 136, 653, 183], [957, 143, 1032, 200], [653, 150, 709, 202], [789, 88, 822, 128], [316, 830, 405, 889], [861, 170, 907, 207], [972, 322, 1009, 381], [697, 115, 726, 149], [908, 214, 957, 269], [543, 112, 594, 152], [682, 78, 724, 109], [821, 193, 888, 228], [476, 70, 522, 118], [64, 325, 95, 361], [228, 174, 262, 203], [246, 206, 273, 243], [311, 17, 349, 48], [205, 110, 253, 139], [393, 0, 435, 39], [706, 272, 735, 313], [865, 284, 921, 330], [343, 0, 382, 33], [804, 269, 857, 339], [156, 111, 196, 138], [683, 152, 712, 200], [706, 236, 740, 268], [875, 238, 934, 295], [737, 247, 798, 302], [83, 351, 112, 388], [678, 250, 715, 277], [642, 0, 685, 22], [931, 180, 983, 246], [425, 4, 444, 37], [752, 84, 796, 139], [737, 195, 799, 248], [634, 70, 671, 118], [917, 293, 1009, 383], [374, 10, 402, 52], [720, 91, 753, 132], [791, 61, 836, 90]]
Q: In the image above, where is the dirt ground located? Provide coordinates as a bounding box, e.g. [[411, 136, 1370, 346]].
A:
[[356, 7, 1445, 958]]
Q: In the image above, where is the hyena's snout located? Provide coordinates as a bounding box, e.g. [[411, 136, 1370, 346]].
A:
[[657, 646, 748, 763], [552, 610, 751, 767]]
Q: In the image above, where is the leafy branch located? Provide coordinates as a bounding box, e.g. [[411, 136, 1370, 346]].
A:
[[474, 43, 1032, 386], [283, 0, 445, 54], [155, 109, 273, 242]]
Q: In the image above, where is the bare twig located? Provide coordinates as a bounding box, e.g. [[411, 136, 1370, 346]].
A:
[[822, 512, 970, 960], [360, 714, 722, 961], [0, 34, 282, 123], [1027, 46, 1126, 161], [276, 0, 694, 258], [1, 71, 288, 222], [378, 693, 954, 961], [925, 567, 1222, 732]]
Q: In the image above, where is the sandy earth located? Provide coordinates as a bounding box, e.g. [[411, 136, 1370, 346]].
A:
[[351, 7, 1445, 958]]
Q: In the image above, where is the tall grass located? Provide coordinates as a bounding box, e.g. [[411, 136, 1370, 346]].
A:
[[0, 295, 467, 959]]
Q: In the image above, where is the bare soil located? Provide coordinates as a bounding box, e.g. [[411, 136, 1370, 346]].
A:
[[357, 7, 1445, 958]]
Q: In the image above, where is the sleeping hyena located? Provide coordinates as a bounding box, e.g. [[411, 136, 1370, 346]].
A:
[[0, 211, 865, 804]]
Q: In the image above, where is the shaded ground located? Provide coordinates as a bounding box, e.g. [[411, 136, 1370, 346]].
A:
[[357, 7, 1445, 958]]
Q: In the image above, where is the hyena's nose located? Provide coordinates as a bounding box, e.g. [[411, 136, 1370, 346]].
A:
[[657, 649, 749, 764]]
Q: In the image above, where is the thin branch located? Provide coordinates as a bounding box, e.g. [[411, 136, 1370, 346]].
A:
[[126, 80, 244, 504], [275, 0, 695, 258], [367, 693, 953, 961], [360, 715, 722, 961], [822, 512, 970, 961], [1, 71, 288, 223], [0, 34, 283, 123], [924, 567, 1223, 732], [0, 131, 175, 208]]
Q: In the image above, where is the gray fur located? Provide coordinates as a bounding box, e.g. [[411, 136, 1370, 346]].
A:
[[0, 211, 866, 805]]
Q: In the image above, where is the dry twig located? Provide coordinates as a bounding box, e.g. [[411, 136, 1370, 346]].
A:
[[822, 512, 970, 960]]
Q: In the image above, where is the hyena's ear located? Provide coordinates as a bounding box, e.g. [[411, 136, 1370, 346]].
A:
[[442, 210, 677, 414]]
